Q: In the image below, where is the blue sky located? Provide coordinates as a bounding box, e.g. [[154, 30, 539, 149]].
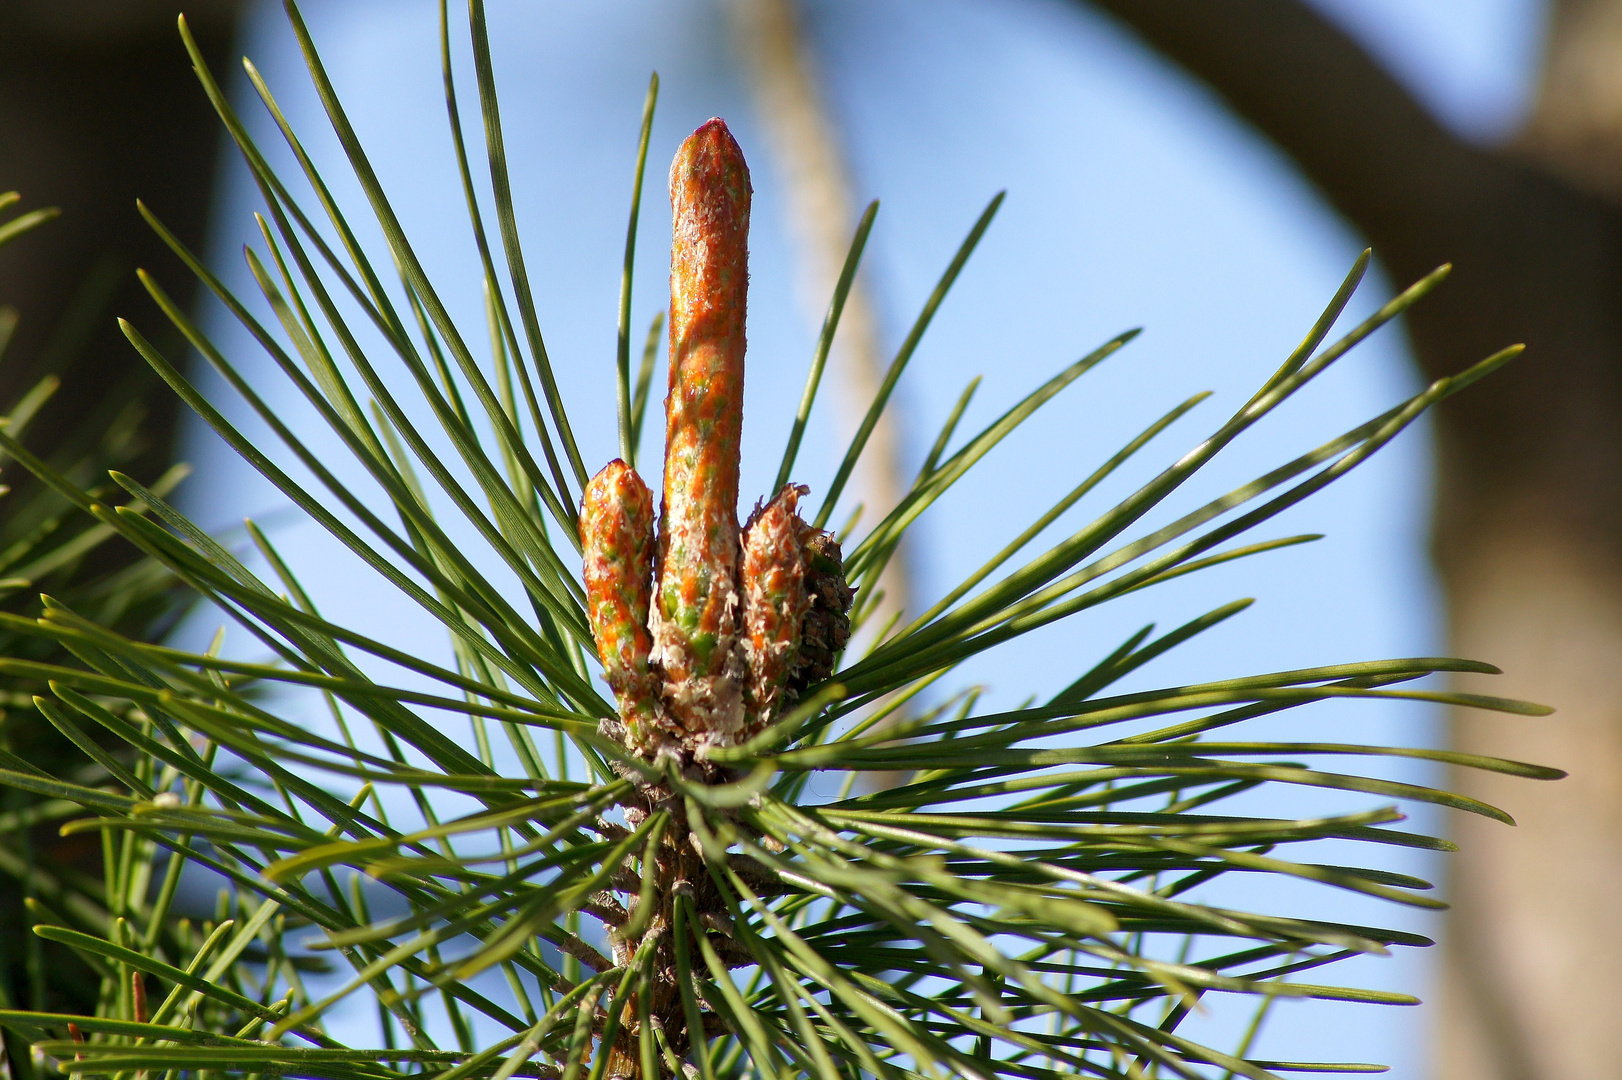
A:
[[177, 1, 1548, 1073]]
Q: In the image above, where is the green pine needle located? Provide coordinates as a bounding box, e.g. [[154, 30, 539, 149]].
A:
[[0, 6, 1552, 1080]]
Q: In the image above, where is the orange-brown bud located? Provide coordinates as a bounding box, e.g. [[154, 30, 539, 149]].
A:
[[581, 459, 659, 740], [652, 118, 753, 741], [741, 484, 812, 729]]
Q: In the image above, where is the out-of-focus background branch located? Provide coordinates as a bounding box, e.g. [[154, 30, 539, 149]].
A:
[[726, 0, 913, 643]]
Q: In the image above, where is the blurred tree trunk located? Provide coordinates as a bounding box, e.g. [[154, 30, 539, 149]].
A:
[[1080, 2, 1622, 1076]]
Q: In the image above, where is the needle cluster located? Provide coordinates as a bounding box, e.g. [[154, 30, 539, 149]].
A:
[[0, 4, 1557, 1080]]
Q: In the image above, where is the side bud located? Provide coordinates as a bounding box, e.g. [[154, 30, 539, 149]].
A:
[[651, 117, 753, 742], [580, 460, 660, 745], [741, 484, 813, 730], [784, 528, 854, 703]]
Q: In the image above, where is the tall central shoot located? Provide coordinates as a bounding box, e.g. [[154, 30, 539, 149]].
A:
[[582, 118, 848, 764], [652, 118, 752, 743]]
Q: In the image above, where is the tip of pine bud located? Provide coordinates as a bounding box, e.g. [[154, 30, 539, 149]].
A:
[[585, 458, 641, 498], [581, 459, 652, 541], [671, 118, 751, 214]]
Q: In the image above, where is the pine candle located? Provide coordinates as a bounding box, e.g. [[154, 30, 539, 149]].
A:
[[581, 118, 851, 762], [649, 118, 753, 742]]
